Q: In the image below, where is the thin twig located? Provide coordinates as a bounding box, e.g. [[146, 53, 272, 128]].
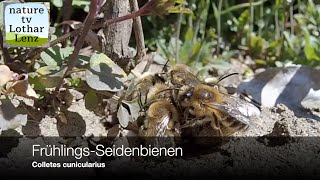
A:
[[75, 87, 120, 101], [130, 0, 146, 64], [53, 0, 101, 94], [15, 28, 83, 62]]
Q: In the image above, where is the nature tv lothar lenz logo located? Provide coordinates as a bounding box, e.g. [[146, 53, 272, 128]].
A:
[[3, 2, 50, 47]]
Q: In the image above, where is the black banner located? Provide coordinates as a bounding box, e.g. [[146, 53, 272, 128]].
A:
[[0, 135, 320, 177]]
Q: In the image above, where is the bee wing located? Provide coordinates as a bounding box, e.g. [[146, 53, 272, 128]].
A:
[[152, 115, 173, 147], [185, 73, 202, 86], [156, 115, 170, 137], [205, 95, 260, 126]]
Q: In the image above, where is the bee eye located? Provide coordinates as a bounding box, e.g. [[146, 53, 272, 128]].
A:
[[180, 92, 192, 100], [201, 91, 212, 100], [186, 91, 193, 97]]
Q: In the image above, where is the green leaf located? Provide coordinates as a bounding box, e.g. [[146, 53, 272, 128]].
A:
[[184, 27, 194, 41], [117, 99, 141, 128], [249, 34, 265, 53], [307, 0, 315, 15], [77, 55, 90, 66], [237, 10, 250, 30], [175, 0, 188, 5], [84, 91, 98, 111], [268, 40, 282, 50], [152, 0, 191, 15], [167, 7, 192, 14], [85, 52, 127, 92], [36, 65, 60, 76], [69, 78, 82, 87], [117, 104, 130, 128], [52, 0, 63, 8], [255, 59, 267, 65], [72, 0, 91, 7], [72, 0, 90, 12], [212, 3, 219, 21], [303, 29, 320, 61], [122, 99, 141, 123], [40, 46, 74, 66], [28, 73, 46, 91], [33, 67, 67, 89]]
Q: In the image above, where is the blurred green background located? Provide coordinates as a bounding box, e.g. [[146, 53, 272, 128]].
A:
[[50, 0, 320, 73], [141, 0, 320, 71]]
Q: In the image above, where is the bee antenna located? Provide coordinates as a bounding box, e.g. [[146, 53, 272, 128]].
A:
[[217, 72, 239, 83], [161, 60, 170, 72], [139, 99, 158, 112], [155, 88, 180, 96]]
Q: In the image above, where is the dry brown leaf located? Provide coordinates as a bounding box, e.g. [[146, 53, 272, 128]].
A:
[[6, 74, 38, 99]]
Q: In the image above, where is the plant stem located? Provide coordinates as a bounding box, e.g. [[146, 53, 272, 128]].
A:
[[258, 1, 264, 36], [290, 1, 294, 35], [175, 11, 183, 63], [275, 4, 281, 57], [130, 0, 146, 64], [216, 0, 222, 54], [275, 9, 280, 40], [249, 0, 254, 36], [221, 0, 267, 15], [76, 87, 120, 101]]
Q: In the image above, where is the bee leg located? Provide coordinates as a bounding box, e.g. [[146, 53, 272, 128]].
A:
[[180, 117, 203, 128], [210, 119, 220, 135], [138, 91, 143, 108], [180, 119, 195, 128], [144, 90, 149, 106], [210, 114, 224, 136], [220, 116, 235, 127]]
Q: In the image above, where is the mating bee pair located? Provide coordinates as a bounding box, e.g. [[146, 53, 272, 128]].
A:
[[128, 64, 258, 147]]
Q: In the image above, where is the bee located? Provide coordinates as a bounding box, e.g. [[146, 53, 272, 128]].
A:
[[139, 99, 180, 147], [167, 64, 201, 87], [146, 83, 172, 103], [178, 83, 256, 136], [125, 72, 167, 111], [135, 73, 157, 96]]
